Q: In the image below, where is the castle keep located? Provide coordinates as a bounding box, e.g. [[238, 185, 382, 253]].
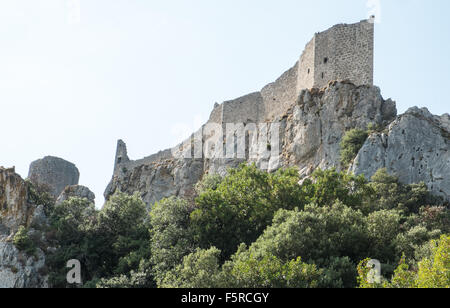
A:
[[208, 18, 375, 123], [298, 18, 374, 90]]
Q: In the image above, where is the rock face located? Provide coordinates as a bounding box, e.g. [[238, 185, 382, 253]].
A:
[[105, 78, 449, 207], [105, 81, 401, 206], [0, 167, 49, 288], [0, 167, 32, 234], [0, 242, 48, 288], [280, 82, 397, 174], [56, 185, 95, 205], [104, 152, 205, 206], [352, 107, 450, 200], [28, 156, 80, 198]]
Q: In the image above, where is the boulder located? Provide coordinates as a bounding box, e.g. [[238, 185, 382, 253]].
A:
[[56, 185, 95, 205], [28, 156, 80, 198]]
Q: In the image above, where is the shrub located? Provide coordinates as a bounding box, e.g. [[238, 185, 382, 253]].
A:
[[246, 202, 370, 268], [359, 235, 450, 288], [159, 247, 225, 288], [224, 245, 324, 288], [13, 226, 36, 256], [26, 180, 55, 216], [302, 168, 373, 210], [366, 210, 402, 261], [367, 168, 438, 214], [340, 129, 368, 168]]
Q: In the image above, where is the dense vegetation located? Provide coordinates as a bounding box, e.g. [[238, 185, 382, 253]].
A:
[[37, 164, 448, 288]]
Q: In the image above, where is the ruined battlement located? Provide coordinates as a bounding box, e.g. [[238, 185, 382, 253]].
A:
[[109, 19, 378, 201], [207, 19, 374, 124], [298, 18, 374, 91]]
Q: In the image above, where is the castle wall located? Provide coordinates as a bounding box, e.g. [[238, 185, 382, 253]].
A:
[[208, 19, 374, 125], [261, 63, 299, 121], [313, 20, 374, 89], [297, 37, 315, 93], [222, 92, 263, 124]]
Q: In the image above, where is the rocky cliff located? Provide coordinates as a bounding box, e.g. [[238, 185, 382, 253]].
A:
[[351, 106, 450, 199], [104, 80, 449, 207], [0, 160, 94, 288], [0, 167, 49, 288]]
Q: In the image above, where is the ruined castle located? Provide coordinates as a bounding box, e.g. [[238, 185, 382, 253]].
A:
[[1, 17, 449, 289], [103, 17, 448, 207], [208, 18, 375, 124]]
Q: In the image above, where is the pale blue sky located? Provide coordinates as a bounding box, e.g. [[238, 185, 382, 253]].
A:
[[1, 0, 449, 206]]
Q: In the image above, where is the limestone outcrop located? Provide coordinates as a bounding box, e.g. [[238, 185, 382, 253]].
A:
[[104, 154, 205, 206], [280, 82, 397, 174], [105, 81, 403, 207], [0, 167, 32, 234], [56, 185, 95, 205], [0, 167, 49, 288], [105, 79, 449, 207], [0, 242, 48, 288], [28, 156, 80, 198], [351, 107, 450, 200]]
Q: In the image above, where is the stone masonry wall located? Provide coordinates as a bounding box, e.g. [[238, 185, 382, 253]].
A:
[[261, 63, 299, 121], [297, 37, 315, 93], [297, 19, 374, 91], [207, 19, 374, 126], [222, 92, 263, 124], [314, 20, 374, 89]]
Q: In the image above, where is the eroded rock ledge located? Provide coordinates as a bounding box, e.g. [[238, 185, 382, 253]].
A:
[[351, 107, 450, 199]]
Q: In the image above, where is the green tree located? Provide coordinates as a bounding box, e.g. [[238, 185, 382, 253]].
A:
[[97, 192, 151, 282], [394, 226, 441, 260], [248, 202, 369, 264], [367, 169, 438, 214], [159, 247, 225, 288], [417, 206, 450, 233], [47, 197, 100, 287], [26, 180, 55, 216], [301, 168, 373, 210], [195, 173, 223, 195], [415, 235, 450, 288], [47, 193, 151, 288], [191, 164, 305, 260], [366, 209, 402, 261], [223, 244, 324, 288], [150, 197, 196, 286]]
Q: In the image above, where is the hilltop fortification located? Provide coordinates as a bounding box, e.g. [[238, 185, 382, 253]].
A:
[[105, 19, 449, 206], [208, 19, 374, 124]]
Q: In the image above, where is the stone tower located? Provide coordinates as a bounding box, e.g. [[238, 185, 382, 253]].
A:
[[297, 18, 374, 91]]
